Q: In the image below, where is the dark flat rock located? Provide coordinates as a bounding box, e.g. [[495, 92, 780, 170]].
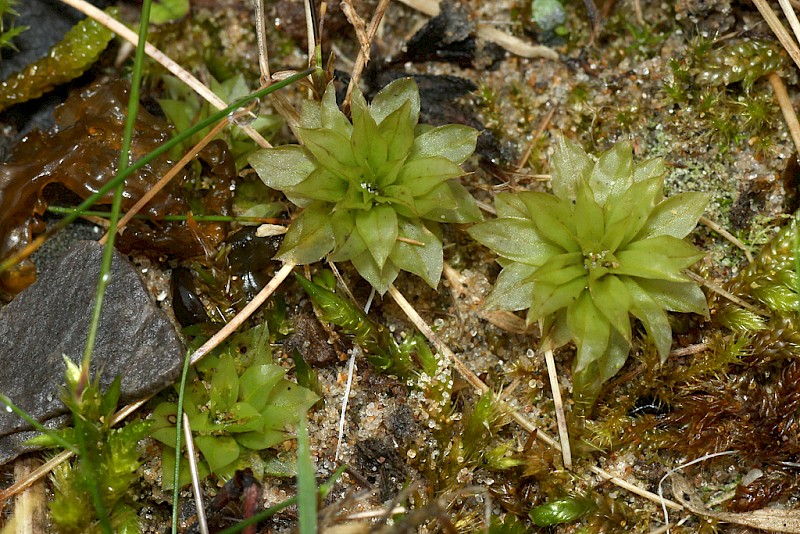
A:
[[0, 240, 183, 464]]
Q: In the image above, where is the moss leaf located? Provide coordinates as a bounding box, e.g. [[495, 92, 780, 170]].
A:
[[567, 292, 611, 374], [469, 218, 562, 266], [410, 124, 478, 164], [356, 204, 398, 268], [275, 203, 336, 264], [638, 191, 711, 239], [370, 77, 420, 126], [484, 262, 539, 311], [390, 219, 443, 289], [249, 145, 316, 190], [551, 137, 593, 201], [195, 435, 240, 474]]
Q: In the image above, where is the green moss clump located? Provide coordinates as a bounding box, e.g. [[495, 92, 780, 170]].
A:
[[0, 9, 116, 112]]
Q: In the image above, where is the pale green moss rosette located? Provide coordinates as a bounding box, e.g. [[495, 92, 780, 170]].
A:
[[468, 138, 711, 410], [248, 78, 482, 293]]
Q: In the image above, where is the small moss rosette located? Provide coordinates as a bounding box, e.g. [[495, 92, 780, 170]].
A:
[[468, 139, 710, 399], [248, 78, 482, 293]]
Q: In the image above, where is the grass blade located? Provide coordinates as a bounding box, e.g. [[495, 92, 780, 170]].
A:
[[171, 349, 192, 534], [297, 416, 317, 534]]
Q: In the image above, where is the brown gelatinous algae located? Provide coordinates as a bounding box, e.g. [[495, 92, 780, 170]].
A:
[[0, 79, 235, 294]]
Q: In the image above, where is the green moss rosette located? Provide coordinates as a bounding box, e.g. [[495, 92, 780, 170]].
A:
[[468, 138, 710, 408], [248, 78, 482, 293]]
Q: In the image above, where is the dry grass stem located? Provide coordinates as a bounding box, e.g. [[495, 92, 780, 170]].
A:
[[517, 105, 556, 172], [327, 260, 360, 306], [335, 351, 357, 462], [478, 310, 534, 334], [100, 119, 229, 243], [780, 0, 800, 46], [700, 216, 753, 263], [191, 261, 296, 365], [341, 0, 371, 61], [58, 0, 272, 148], [344, 0, 391, 109], [0, 451, 72, 503], [544, 345, 573, 470], [253, 0, 271, 84], [183, 414, 209, 534], [304, 0, 317, 67], [669, 343, 708, 357], [475, 25, 560, 60], [10, 458, 47, 533], [768, 72, 800, 157], [753, 0, 800, 70], [386, 284, 683, 510], [633, 0, 644, 26], [685, 270, 771, 316]]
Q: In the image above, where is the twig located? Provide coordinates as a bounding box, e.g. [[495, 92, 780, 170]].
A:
[[57, 0, 271, 148], [386, 284, 682, 510], [700, 216, 753, 264], [344, 0, 392, 109], [768, 72, 800, 157], [99, 119, 229, 243], [184, 414, 209, 534]]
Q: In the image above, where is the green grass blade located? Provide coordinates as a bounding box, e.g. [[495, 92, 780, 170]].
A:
[[46, 206, 284, 225], [81, 0, 152, 368], [297, 416, 317, 534], [171, 350, 192, 534], [76, 1, 154, 531], [0, 395, 78, 454]]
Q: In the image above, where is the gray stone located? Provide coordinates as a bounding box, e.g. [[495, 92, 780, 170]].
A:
[[0, 240, 184, 464]]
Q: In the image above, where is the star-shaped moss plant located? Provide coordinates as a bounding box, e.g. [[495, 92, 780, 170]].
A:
[[248, 78, 482, 293], [468, 138, 710, 409]]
